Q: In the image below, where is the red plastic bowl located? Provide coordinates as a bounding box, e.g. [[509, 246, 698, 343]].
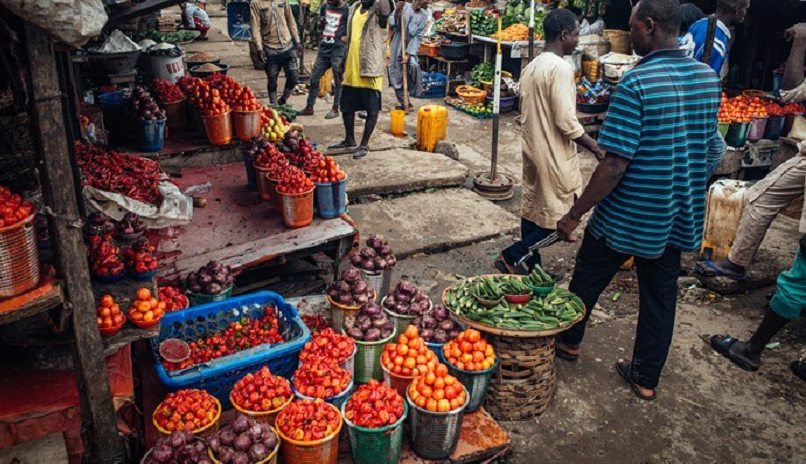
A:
[[99, 320, 125, 337], [128, 310, 161, 329], [504, 293, 532, 305]]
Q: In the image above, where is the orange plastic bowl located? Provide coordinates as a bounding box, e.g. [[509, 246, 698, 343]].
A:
[[99, 320, 125, 337], [128, 310, 161, 329]]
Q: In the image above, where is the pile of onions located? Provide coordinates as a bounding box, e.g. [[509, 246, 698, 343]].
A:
[[144, 431, 211, 464], [344, 303, 394, 341], [86, 212, 114, 236], [327, 268, 373, 307], [350, 234, 397, 274], [186, 260, 233, 295], [382, 281, 430, 316], [208, 415, 278, 464], [413, 304, 461, 344], [116, 212, 145, 236]]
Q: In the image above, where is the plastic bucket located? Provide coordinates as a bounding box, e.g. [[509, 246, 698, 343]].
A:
[[341, 401, 407, 464], [382, 365, 419, 398], [718, 122, 730, 138], [314, 176, 348, 219], [254, 165, 274, 201], [361, 269, 392, 304], [405, 390, 467, 460], [269, 178, 281, 210], [233, 110, 262, 141], [725, 122, 750, 147], [748, 117, 768, 143], [445, 357, 498, 412], [348, 330, 396, 384], [164, 98, 187, 129], [390, 110, 405, 136], [764, 115, 785, 141], [327, 294, 363, 334], [138, 118, 167, 152], [279, 187, 315, 229], [97, 91, 130, 146], [151, 54, 185, 84], [243, 153, 257, 188], [202, 111, 233, 146], [277, 403, 342, 464], [187, 286, 233, 306], [230, 393, 292, 427]]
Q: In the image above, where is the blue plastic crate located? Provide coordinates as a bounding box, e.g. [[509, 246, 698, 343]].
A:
[[150, 291, 311, 409], [419, 72, 447, 99]]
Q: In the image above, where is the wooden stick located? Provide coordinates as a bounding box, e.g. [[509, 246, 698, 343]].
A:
[[401, 7, 409, 112]]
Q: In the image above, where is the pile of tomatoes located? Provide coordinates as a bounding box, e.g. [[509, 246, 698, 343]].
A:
[[153, 389, 219, 433], [301, 315, 331, 333], [0, 186, 34, 228], [197, 88, 231, 117], [231, 366, 293, 412], [88, 235, 125, 278], [253, 145, 288, 170], [408, 363, 467, 412], [124, 237, 158, 275], [442, 329, 496, 371], [276, 399, 340, 442], [299, 328, 355, 366], [344, 380, 405, 428], [718, 94, 766, 123], [310, 156, 347, 183], [151, 79, 185, 104], [232, 86, 261, 112], [276, 166, 314, 194], [158, 286, 189, 312], [381, 325, 438, 378], [96, 294, 125, 332], [163, 306, 285, 372], [293, 358, 352, 399], [128, 287, 166, 325]]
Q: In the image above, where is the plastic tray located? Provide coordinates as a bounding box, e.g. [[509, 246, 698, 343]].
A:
[[151, 291, 311, 408]]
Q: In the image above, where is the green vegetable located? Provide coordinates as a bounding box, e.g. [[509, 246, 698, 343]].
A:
[[269, 103, 298, 122], [471, 63, 495, 85], [523, 265, 555, 288]]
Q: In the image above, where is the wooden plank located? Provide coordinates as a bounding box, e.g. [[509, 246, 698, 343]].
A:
[[25, 24, 124, 464], [0, 284, 64, 326], [103, 325, 159, 357]]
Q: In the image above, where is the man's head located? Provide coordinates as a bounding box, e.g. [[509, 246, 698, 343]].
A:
[[413, 0, 428, 12], [360, 0, 376, 9], [630, 0, 681, 56], [543, 9, 580, 55], [717, 0, 750, 26], [679, 3, 704, 36]]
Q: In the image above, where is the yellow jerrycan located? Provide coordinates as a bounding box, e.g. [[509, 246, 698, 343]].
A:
[[701, 179, 750, 261], [416, 105, 448, 152]]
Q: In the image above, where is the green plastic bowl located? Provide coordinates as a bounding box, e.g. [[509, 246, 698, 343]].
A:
[[528, 283, 556, 295]]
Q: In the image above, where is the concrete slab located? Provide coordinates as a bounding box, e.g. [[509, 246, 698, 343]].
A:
[[340, 148, 469, 197], [0, 433, 69, 464], [348, 188, 519, 258]]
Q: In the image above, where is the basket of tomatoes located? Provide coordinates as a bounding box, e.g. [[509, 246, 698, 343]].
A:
[[153, 389, 222, 438], [310, 156, 347, 219], [298, 328, 356, 375], [124, 237, 159, 279], [292, 359, 353, 408], [275, 399, 343, 464], [441, 329, 498, 412], [341, 380, 408, 464], [380, 325, 438, 397], [276, 166, 315, 229], [230, 366, 294, 427], [0, 186, 39, 298], [406, 363, 468, 460]]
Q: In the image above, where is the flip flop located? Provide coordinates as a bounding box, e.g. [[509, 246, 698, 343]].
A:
[[555, 339, 581, 361], [327, 140, 357, 155], [353, 145, 369, 159], [694, 261, 748, 281], [791, 361, 806, 382], [495, 253, 526, 275], [708, 335, 760, 372], [615, 360, 657, 401]]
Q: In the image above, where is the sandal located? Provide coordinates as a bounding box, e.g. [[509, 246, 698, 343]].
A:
[[494, 252, 526, 275], [791, 361, 806, 382], [694, 260, 748, 281], [708, 335, 760, 372], [616, 360, 657, 401], [555, 338, 581, 361], [327, 140, 357, 154], [353, 145, 369, 159]]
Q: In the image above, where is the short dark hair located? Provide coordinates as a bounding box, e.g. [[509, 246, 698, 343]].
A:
[[679, 3, 704, 34], [716, 0, 749, 14], [636, 0, 682, 36], [544, 9, 578, 43]]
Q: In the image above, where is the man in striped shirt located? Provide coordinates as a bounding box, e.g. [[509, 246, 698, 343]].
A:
[[555, 0, 722, 401]]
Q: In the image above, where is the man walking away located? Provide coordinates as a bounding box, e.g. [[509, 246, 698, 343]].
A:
[[388, 0, 429, 111], [328, 0, 393, 159], [684, 0, 749, 78], [181, 1, 211, 41], [300, 0, 350, 118], [251, 0, 303, 105], [495, 9, 603, 276], [555, 0, 722, 401]]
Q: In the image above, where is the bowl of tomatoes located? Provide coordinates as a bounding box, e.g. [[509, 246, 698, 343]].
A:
[[97, 294, 126, 337], [341, 380, 408, 464], [127, 287, 166, 329], [275, 399, 342, 462], [153, 389, 222, 438], [441, 329, 498, 412], [230, 366, 294, 427]]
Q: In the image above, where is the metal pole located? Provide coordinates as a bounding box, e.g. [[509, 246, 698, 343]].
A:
[[490, 16, 502, 181], [528, 0, 535, 61]]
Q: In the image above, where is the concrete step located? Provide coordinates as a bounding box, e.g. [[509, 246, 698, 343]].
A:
[[340, 148, 469, 198], [348, 187, 519, 258]]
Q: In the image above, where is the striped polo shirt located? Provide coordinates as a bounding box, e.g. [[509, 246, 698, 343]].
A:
[[588, 49, 722, 259]]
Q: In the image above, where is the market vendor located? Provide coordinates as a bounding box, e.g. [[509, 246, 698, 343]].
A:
[[328, 0, 393, 159], [388, 0, 429, 111], [683, 0, 749, 79], [250, 0, 303, 105], [494, 9, 603, 276], [180, 1, 211, 41], [556, 0, 722, 401], [696, 23, 806, 282], [709, 236, 806, 382]]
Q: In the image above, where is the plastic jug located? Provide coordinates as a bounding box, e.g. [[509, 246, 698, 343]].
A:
[[700, 179, 750, 261], [416, 105, 448, 152], [390, 109, 405, 136]]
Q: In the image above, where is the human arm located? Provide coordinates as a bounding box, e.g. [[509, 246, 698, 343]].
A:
[[783, 23, 806, 93], [285, 1, 301, 46], [250, 2, 264, 53], [318, 3, 327, 30], [405, 10, 426, 56], [706, 123, 726, 178], [184, 5, 196, 28]]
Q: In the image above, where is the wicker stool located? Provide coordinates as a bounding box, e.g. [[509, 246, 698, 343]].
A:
[[485, 335, 556, 420]]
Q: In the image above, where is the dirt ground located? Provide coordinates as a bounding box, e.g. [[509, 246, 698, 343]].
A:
[[201, 13, 806, 462]]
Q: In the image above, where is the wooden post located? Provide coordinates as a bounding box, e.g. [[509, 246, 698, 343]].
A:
[[25, 24, 124, 464]]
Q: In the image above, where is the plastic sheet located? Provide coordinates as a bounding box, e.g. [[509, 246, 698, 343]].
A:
[[2, 0, 107, 48], [83, 181, 193, 229]]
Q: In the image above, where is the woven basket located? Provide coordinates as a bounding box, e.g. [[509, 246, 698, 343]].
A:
[[277, 403, 343, 464], [153, 395, 222, 439], [230, 393, 293, 427], [381, 364, 419, 398], [341, 401, 408, 464], [484, 334, 556, 420], [349, 330, 395, 383], [0, 211, 40, 298], [456, 85, 487, 105], [445, 357, 499, 412], [406, 388, 467, 460], [603, 29, 631, 54]]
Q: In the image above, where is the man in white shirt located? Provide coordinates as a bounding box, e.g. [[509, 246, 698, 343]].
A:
[[180, 1, 212, 41]]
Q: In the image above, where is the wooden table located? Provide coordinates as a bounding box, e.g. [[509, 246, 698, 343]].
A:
[[156, 163, 359, 285]]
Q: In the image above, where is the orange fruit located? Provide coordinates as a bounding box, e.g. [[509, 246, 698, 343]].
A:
[[136, 288, 151, 301], [101, 295, 114, 308], [143, 310, 154, 322], [404, 325, 418, 340], [130, 310, 144, 322]]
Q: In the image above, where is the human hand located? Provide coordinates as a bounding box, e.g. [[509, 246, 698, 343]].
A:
[[594, 148, 605, 161], [786, 23, 806, 42], [401, 55, 409, 64], [396, 1, 405, 10], [556, 214, 579, 242]]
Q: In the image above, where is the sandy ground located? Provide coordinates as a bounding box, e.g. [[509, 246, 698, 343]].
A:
[[194, 12, 806, 462]]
